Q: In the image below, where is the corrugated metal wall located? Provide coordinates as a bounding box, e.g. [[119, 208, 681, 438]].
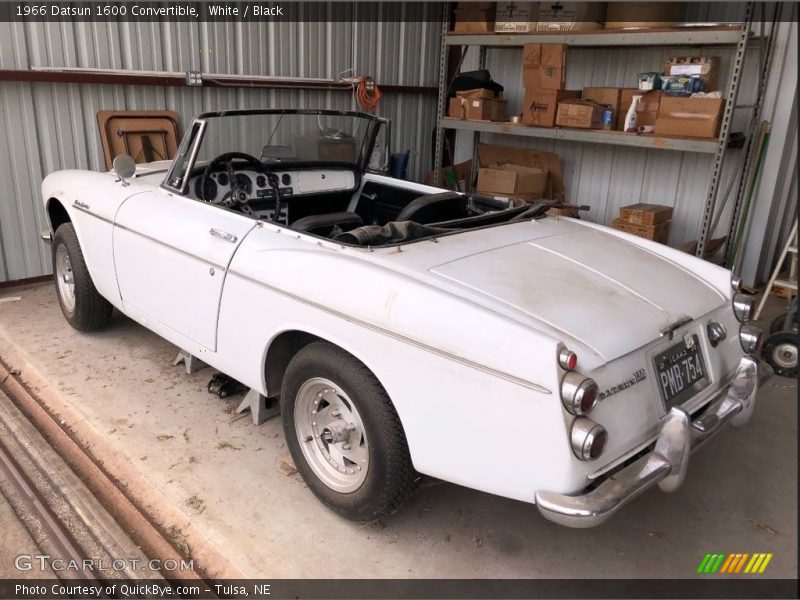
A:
[[0, 17, 440, 282], [453, 11, 797, 286], [0, 10, 796, 285]]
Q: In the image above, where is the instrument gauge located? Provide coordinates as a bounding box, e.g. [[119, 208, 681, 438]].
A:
[[194, 177, 218, 201], [234, 173, 253, 194]]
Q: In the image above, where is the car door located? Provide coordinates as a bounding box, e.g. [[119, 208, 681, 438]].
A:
[[113, 187, 255, 350]]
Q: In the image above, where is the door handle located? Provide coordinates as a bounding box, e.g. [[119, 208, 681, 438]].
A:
[[209, 228, 237, 243]]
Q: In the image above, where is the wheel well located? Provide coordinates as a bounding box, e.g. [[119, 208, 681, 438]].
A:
[[47, 198, 71, 232], [265, 331, 321, 396]]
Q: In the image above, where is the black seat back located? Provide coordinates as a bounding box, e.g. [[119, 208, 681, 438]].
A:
[[395, 192, 467, 225], [291, 212, 363, 237]]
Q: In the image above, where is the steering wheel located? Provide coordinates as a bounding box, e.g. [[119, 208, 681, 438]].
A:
[[200, 152, 283, 221]]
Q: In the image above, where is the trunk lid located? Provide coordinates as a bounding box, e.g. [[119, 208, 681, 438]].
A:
[[429, 225, 726, 364]]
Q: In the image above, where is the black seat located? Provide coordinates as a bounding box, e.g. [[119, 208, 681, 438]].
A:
[[291, 212, 364, 237], [395, 192, 466, 225]]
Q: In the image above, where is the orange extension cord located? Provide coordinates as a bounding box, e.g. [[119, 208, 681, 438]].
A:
[[340, 74, 382, 111]]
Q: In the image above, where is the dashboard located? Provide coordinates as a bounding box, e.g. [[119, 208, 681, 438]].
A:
[[189, 168, 356, 205]]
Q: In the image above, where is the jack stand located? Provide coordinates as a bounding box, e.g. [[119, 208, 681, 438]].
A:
[[173, 349, 209, 375], [236, 389, 280, 425]]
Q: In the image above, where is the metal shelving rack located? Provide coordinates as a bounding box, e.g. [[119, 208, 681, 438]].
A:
[[432, 16, 755, 258]]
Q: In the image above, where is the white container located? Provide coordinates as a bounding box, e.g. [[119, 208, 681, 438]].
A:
[[624, 95, 643, 132]]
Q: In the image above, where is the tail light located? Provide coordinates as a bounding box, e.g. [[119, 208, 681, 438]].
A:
[[561, 372, 599, 415], [558, 347, 578, 370], [570, 417, 607, 461], [733, 294, 755, 322], [739, 324, 762, 354]]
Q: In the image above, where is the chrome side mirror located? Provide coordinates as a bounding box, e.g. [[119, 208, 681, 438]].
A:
[[113, 155, 136, 186]]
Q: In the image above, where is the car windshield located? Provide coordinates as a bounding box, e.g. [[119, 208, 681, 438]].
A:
[[166, 110, 381, 192]]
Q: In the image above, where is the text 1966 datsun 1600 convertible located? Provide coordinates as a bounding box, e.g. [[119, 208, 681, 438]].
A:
[[41, 109, 771, 527]]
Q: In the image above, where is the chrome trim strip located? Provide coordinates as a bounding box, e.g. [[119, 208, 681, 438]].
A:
[[228, 269, 551, 394], [72, 203, 227, 272], [114, 222, 227, 272], [72, 203, 113, 225]]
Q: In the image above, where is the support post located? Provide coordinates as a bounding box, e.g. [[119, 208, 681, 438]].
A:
[[236, 389, 280, 425], [172, 349, 209, 375]]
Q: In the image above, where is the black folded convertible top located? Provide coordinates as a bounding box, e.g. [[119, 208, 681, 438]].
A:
[[334, 221, 451, 246]]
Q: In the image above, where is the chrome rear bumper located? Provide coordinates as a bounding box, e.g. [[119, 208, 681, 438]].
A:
[[535, 355, 773, 528]]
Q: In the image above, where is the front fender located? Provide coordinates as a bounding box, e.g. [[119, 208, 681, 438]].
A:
[[40, 169, 152, 307]]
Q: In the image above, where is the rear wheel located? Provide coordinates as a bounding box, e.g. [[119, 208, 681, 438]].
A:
[[52, 223, 113, 332], [281, 342, 417, 522]]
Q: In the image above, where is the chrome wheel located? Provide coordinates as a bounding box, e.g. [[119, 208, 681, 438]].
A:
[[294, 377, 369, 493], [772, 342, 798, 370], [55, 244, 76, 313]]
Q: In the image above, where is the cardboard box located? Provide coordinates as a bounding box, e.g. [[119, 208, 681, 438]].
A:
[[453, 7, 495, 34], [612, 218, 671, 244], [460, 97, 507, 122], [555, 99, 606, 129], [619, 203, 674, 226], [522, 43, 567, 90], [522, 89, 581, 127], [581, 87, 622, 123], [536, 2, 606, 32], [664, 56, 721, 92], [477, 163, 548, 198], [478, 143, 565, 201], [491, 99, 509, 122], [425, 160, 473, 191], [655, 96, 724, 138], [547, 204, 582, 217], [456, 88, 496, 100], [494, 1, 538, 33], [465, 98, 494, 121], [448, 97, 466, 119], [618, 89, 661, 130], [605, 2, 686, 29]]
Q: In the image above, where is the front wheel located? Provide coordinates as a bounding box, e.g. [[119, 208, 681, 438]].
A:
[[281, 342, 417, 522], [52, 223, 113, 332]]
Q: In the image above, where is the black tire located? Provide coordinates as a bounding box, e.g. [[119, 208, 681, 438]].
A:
[[761, 331, 798, 378], [52, 223, 113, 332], [281, 341, 418, 522], [769, 311, 798, 334]]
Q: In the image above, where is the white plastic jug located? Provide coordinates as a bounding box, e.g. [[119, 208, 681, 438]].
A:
[[624, 95, 643, 133]]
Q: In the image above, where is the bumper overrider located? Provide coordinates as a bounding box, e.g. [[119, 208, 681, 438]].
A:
[[535, 355, 773, 528]]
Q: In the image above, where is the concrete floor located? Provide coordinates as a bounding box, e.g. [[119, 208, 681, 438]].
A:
[[0, 282, 796, 579]]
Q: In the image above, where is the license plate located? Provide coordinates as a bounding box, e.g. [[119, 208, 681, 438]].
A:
[[653, 334, 709, 409]]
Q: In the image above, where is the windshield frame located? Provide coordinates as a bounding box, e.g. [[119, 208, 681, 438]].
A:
[[162, 108, 389, 196]]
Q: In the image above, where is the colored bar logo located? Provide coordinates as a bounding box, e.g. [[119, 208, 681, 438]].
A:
[[697, 553, 774, 574]]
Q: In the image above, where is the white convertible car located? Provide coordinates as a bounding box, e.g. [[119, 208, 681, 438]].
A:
[[41, 109, 771, 527]]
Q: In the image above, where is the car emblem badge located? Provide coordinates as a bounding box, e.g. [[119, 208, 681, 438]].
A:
[[598, 369, 647, 401]]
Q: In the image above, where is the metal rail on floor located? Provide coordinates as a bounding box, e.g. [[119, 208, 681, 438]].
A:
[[0, 357, 209, 586]]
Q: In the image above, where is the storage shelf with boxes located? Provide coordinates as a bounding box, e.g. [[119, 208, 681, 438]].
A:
[[438, 119, 720, 153], [435, 3, 753, 257]]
